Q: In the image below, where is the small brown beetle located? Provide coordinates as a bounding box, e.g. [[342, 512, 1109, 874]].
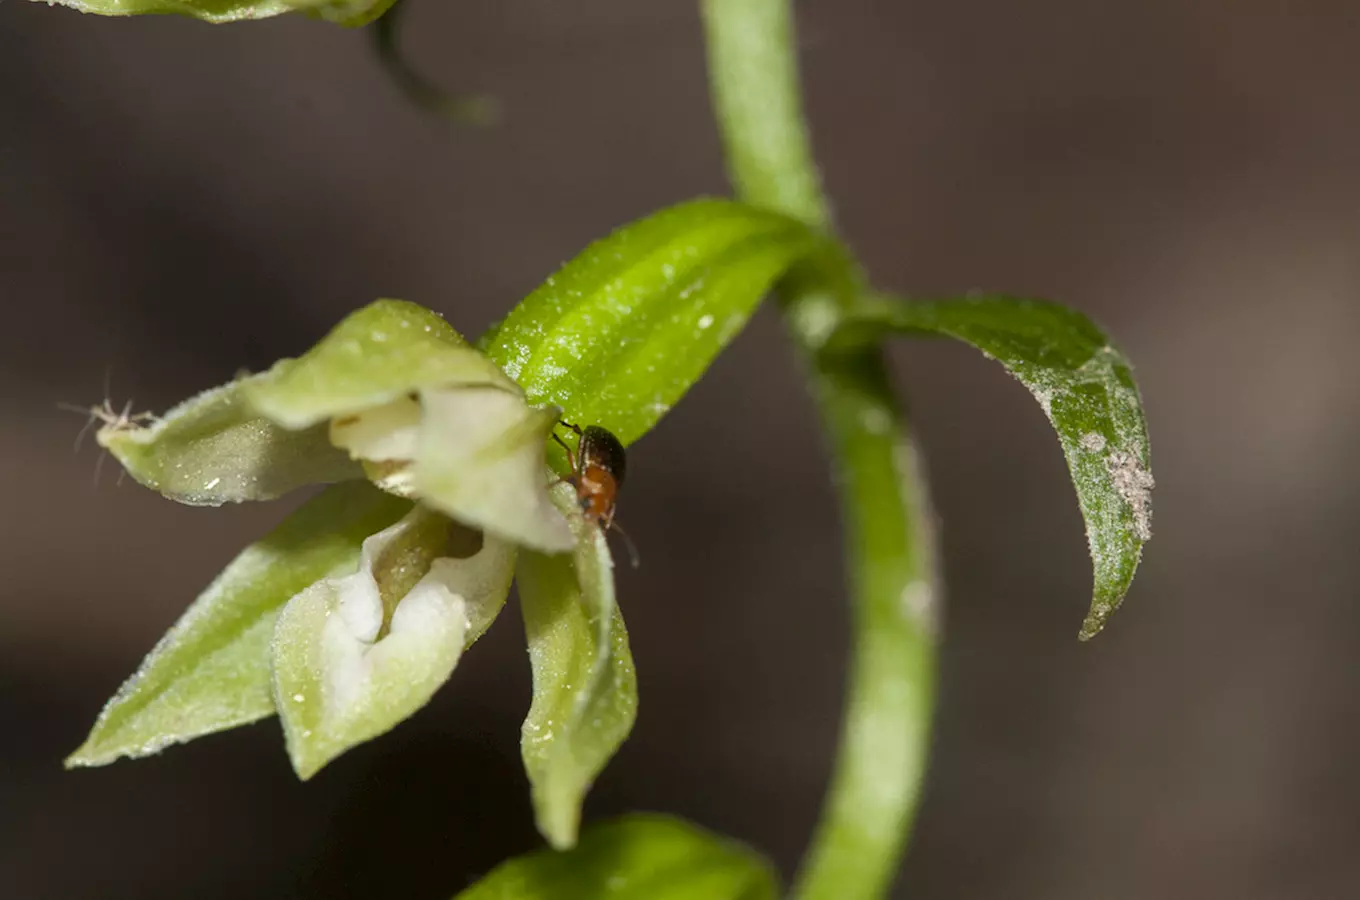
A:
[[553, 422, 639, 566]]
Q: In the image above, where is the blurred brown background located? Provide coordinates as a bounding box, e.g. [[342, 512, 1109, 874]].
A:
[[3, 1, 1359, 898]]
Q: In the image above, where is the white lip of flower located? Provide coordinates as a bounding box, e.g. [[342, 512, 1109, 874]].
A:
[[324, 523, 469, 716], [328, 384, 574, 553], [272, 506, 517, 779]]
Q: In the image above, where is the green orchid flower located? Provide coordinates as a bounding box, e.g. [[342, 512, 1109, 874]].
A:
[[68, 298, 634, 849], [65, 198, 835, 854]]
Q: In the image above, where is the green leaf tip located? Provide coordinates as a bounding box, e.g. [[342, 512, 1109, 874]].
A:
[[66, 482, 412, 769], [827, 294, 1153, 640], [454, 813, 778, 900]]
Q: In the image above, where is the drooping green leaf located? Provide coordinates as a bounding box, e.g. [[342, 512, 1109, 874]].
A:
[[826, 294, 1153, 639], [454, 814, 778, 900], [272, 505, 515, 779], [517, 484, 638, 849], [95, 376, 361, 506], [481, 199, 820, 457], [66, 482, 411, 768], [245, 298, 512, 430], [28, 0, 394, 24]]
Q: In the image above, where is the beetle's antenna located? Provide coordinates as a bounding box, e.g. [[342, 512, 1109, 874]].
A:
[[607, 519, 641, 569], [551, 429, 578, 473]]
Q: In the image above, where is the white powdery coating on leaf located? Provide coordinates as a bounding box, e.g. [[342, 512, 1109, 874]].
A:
[[1106, 450, 1155, 541], [1030, 386, 1054, 417], [1080, 432, 1107, 453]]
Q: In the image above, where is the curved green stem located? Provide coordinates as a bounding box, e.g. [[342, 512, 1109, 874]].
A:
[[701, 2, 940, 898], [371, 0, 499, 125]]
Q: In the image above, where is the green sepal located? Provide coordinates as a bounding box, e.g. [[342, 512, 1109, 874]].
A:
[[66, 482, 411, 768], [245, 298, 512, 430], [96, 376, 361, 506]]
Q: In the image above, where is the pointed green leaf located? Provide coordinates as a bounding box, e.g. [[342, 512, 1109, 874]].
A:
[[826, 294, 1153, 638], [272, 505, 515, 779], [454, 814, 778, 900], [245, 298, 513, 430], [96, 376, 361, 506], [481, 199, 820, 454], [517, 484, 638, 849], [29, 0, 394, 25], [66, 482, 411, 768]]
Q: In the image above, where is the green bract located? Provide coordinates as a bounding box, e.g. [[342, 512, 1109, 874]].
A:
[[30, 0, 396, 25], [455, 814, 778, 900], [483, 198, 820, 456], [824, 294, 1153, 639]]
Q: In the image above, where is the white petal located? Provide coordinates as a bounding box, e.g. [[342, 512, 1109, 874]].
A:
[[272, 507, 516, 779], [416, 386, 574, 553]]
